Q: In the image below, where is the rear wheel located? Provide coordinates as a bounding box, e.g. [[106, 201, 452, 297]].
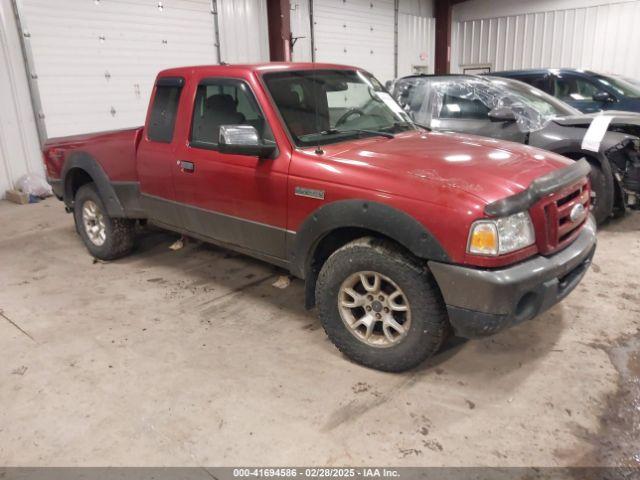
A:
[[73, 183, 135, 260], [316, 237, 448, 372]]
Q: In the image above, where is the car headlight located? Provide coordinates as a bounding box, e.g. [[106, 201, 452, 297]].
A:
[[468, 212, 535, 256]]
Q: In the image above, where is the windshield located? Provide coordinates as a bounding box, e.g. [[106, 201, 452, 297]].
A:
[[595, 74, 640, 98], [263, 69, 415, 147], [393, 75, 579, 133], [487, 77, 580, 116]]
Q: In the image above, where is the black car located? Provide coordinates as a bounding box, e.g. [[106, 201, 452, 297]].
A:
[[491, 68, 640, 114], [392, 74, 640, 223]]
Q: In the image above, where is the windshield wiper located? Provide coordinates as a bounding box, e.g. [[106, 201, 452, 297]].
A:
[[320, 128, 395, 139], [379, 121, 423, 133], [410, 122, 432, 132]]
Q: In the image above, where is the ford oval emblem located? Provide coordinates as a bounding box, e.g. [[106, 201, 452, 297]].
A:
[[569, 203, 586, 223]]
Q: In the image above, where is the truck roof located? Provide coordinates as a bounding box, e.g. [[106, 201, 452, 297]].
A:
[[158, 62, 360, 77]]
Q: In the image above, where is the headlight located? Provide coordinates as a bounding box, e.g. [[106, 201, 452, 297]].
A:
[[468, 212, 535, 256]]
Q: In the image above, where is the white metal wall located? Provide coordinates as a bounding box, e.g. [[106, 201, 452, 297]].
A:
[[20, 0, 218, 138], [291, 0, 434, 81], [218, 0, 269, 64], [452, 0, 640, 78], [0, 0, 43, 196], [313, 0, 396, 82], [397, 13, 434, 76], [18, 0, 269, 139], [400, 0, 433, 17], [290, 0, 312, 62]]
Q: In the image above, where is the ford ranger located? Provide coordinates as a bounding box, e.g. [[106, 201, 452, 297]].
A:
[[43, 63, 597, 372]]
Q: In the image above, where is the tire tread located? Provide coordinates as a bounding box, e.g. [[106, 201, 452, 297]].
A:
[[74, 183, 135, 260], [316, 237, 448, 372]]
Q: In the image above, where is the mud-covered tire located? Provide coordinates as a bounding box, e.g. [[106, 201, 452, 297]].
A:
[[316, 237, 449, 372], [589, 161, 614, 224], [73, 183, 135, 260]]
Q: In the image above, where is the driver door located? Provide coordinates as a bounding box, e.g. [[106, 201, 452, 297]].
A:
[[172, 77, 288, 259], [551, 73, 604, 113], [433, 92, 527, 143]]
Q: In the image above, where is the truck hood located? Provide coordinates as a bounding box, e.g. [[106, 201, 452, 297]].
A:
[[318, 130, 573, 205], [553, 111, 640, 129]]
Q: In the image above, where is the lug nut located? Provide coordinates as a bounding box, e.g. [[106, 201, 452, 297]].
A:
[[366, 306, 371, 311], [378, 295, 384, 301], [375, 313, 381, 319], [384, 307, 389, 313], [367, 295, 373, 301]]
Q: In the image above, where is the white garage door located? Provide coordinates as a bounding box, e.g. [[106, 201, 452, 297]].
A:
[[312, 0, 395, 83], [19, 0, 268, 139]]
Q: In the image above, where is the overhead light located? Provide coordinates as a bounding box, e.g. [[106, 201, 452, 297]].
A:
[[445, 154, 472, 162]]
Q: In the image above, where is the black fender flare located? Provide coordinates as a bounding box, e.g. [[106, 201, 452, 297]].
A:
[[288, 199, 450, 279], [62, 152, 126, 217]]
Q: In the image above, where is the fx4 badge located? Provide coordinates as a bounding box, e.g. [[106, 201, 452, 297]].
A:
[[295, 186, 325, 200]]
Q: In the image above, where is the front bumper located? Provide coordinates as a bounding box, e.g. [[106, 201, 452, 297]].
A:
[[429, 216, 597, 338]]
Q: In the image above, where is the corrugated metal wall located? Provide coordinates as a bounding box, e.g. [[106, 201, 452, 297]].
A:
[[397, 13, 435, 76], [452, 0, 640, 77], [312, 0, 396, 82], [0, 0, 43, 195], [218, 0, 269, 63]]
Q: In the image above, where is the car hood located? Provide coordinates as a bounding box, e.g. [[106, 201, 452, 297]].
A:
[[317, 130, 573, 206], [554, 111, 640, 128]]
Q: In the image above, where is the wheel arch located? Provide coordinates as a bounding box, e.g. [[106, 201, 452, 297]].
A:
[[288, 200, 450, 309], [62, 152, 126, 217]]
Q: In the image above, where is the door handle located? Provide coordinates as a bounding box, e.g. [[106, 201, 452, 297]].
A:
[[178, 160, 195, 173]]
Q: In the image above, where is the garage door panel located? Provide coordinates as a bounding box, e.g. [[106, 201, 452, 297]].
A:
[[313, 0, 395, 82], [20, 0, 271, 138], [217, 0, 269, 63], [20, 0, 218, 138]]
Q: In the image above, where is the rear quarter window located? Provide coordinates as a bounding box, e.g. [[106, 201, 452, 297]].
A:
[[148, 79, 183, 142]]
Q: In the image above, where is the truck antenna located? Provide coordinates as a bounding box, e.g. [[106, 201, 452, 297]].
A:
[[313, 58, 324, 155]]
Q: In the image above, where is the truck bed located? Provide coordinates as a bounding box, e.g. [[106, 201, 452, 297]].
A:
[[43, 127, 143, 183]]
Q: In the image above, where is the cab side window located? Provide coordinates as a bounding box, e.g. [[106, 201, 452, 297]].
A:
[[148, 78, 183, 143], [553, 75, 599, 101], [519, 75, 550, 93], [439, 93, 490, 119], [191, 79, 274, 148]]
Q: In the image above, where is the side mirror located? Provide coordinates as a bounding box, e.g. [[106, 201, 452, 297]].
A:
[[218, 125, 276, 158], [488, 107, 516, 123], [593, 91, 614, 103]]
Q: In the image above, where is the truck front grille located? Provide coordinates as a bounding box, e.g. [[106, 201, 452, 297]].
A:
[[531, 178, 590, 255]]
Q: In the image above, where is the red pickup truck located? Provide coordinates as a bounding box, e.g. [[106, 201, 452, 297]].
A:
[[43, 63, 596, 372]]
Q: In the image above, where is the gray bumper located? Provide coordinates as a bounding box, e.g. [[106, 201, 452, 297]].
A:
[[429, 216, 597, 338]]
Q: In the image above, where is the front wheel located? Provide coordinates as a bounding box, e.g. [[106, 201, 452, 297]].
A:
[[316, 237, 449, 372], [588, 162, 614, 224], [73, 183, 135, 260]]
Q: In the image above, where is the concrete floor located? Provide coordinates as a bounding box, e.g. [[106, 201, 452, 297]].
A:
[[0, 197, 639, 467]]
